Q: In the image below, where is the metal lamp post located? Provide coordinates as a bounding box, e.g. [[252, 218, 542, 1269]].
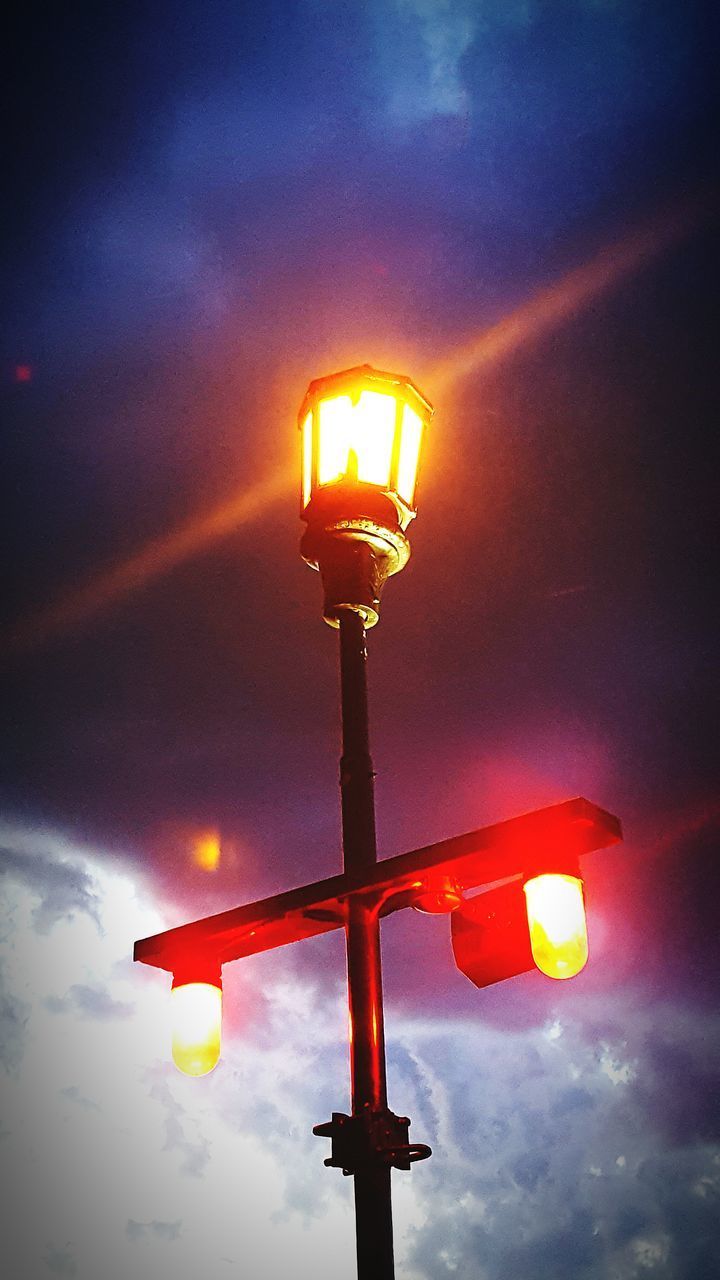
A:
[[134, 364, 622, 1280], [300, 365, 434, 1275]]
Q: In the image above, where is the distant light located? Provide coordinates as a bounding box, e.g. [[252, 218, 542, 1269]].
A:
[[193, 830, 221, 872], [15, 365, 32, 383], [523, 873, 588, 980], [171, 981, 222, 1076]]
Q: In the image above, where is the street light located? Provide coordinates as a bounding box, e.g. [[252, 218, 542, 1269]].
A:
[[450, 855, 590, 990], [299, 363, 432, 628], [134, 364, 622, 1280]]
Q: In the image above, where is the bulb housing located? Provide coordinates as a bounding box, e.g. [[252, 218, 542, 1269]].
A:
[[171, 962, 222, 1077], [452, 847, 591, 989], [451, 879, 535, 989], [523, 873, 588, 980]]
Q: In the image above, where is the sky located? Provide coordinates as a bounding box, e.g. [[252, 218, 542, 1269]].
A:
[[1, 1, 718, 1277]]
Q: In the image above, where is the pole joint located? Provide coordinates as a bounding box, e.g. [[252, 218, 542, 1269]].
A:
[[313, 1109, 432, 1175]]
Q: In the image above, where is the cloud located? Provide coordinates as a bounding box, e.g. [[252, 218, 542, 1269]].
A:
[[0, 829, 102, 934], [45, 983, 134, 1021], [368, 0, 541, 131], [126, 1218, 182, 1242], [395, 1006, 720, 1279], [0, 965, 29, 1072], [60, 1086, 101, 1113], [43, 1244, 77, 1277], [388, 0, 477, 123], [149, 1074, 212, 1179]]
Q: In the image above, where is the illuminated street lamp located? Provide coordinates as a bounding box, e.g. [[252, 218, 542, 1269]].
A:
[[299, 363, 432, 627], [134, 364, 622, 1280]]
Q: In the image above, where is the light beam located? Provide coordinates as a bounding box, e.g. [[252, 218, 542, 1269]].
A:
[[4, 193, 711, 658], [3, 467, 290, 658], [427, 194, 709, 393]]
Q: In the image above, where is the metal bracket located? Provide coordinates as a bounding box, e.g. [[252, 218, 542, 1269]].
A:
[[313, 1109, 432, 1175]]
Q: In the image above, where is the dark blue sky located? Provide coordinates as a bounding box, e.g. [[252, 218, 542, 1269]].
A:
[[1, 3, 718, 1277]]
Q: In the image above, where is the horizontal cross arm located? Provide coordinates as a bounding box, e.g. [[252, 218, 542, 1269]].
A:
[[134, 796, 621, 975]]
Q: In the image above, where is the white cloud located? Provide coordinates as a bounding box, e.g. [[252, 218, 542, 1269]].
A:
[[390, 0, 476, 122], [598, 1042, 636, 1086], [368, 0, 540, 131]]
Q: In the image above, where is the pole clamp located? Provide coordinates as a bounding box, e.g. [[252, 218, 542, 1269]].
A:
[[313, 1108, 432, 1175]]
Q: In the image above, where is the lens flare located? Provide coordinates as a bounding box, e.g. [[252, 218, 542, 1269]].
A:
[[192, 830, 221, 872], [4, 194, 708, 659], [3, 467, 290, 658], [428, 194, 708, 394]]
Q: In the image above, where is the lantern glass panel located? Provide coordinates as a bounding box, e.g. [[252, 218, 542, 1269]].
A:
[[354, 390, 396, 486], [317, 394, 353, 486], [302, 412, 313, 509], [396, 403, 423, 506]]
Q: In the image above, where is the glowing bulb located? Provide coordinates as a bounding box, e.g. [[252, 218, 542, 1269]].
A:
[[523, 873, 588, 980], [317, 390, 396, 489], [171, 981, 222, 1076]]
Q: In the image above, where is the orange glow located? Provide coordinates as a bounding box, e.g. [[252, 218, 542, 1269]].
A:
[[193, 830, 221, 872], [171, 982, 222, 1076], [523, 873, 588, 980]]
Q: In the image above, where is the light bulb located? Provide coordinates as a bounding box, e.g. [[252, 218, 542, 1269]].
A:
[[171, 981, 222, 1076], [523, 873, 588, 980]]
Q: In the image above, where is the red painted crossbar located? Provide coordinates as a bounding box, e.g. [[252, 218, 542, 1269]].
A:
[[134, 797, 621, 975]]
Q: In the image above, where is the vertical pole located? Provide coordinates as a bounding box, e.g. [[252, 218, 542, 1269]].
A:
[[338, 609, 395, 1280]]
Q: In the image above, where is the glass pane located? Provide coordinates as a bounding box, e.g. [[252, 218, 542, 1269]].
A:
[[396, 404, 423, 506], [317, 394, 353, 485], [354, 390, 396, 487], [302, 412, 313, 508]]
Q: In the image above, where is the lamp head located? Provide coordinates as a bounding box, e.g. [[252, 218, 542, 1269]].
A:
[[451, 853, 589, 988], [299, 364, 433, 627]]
